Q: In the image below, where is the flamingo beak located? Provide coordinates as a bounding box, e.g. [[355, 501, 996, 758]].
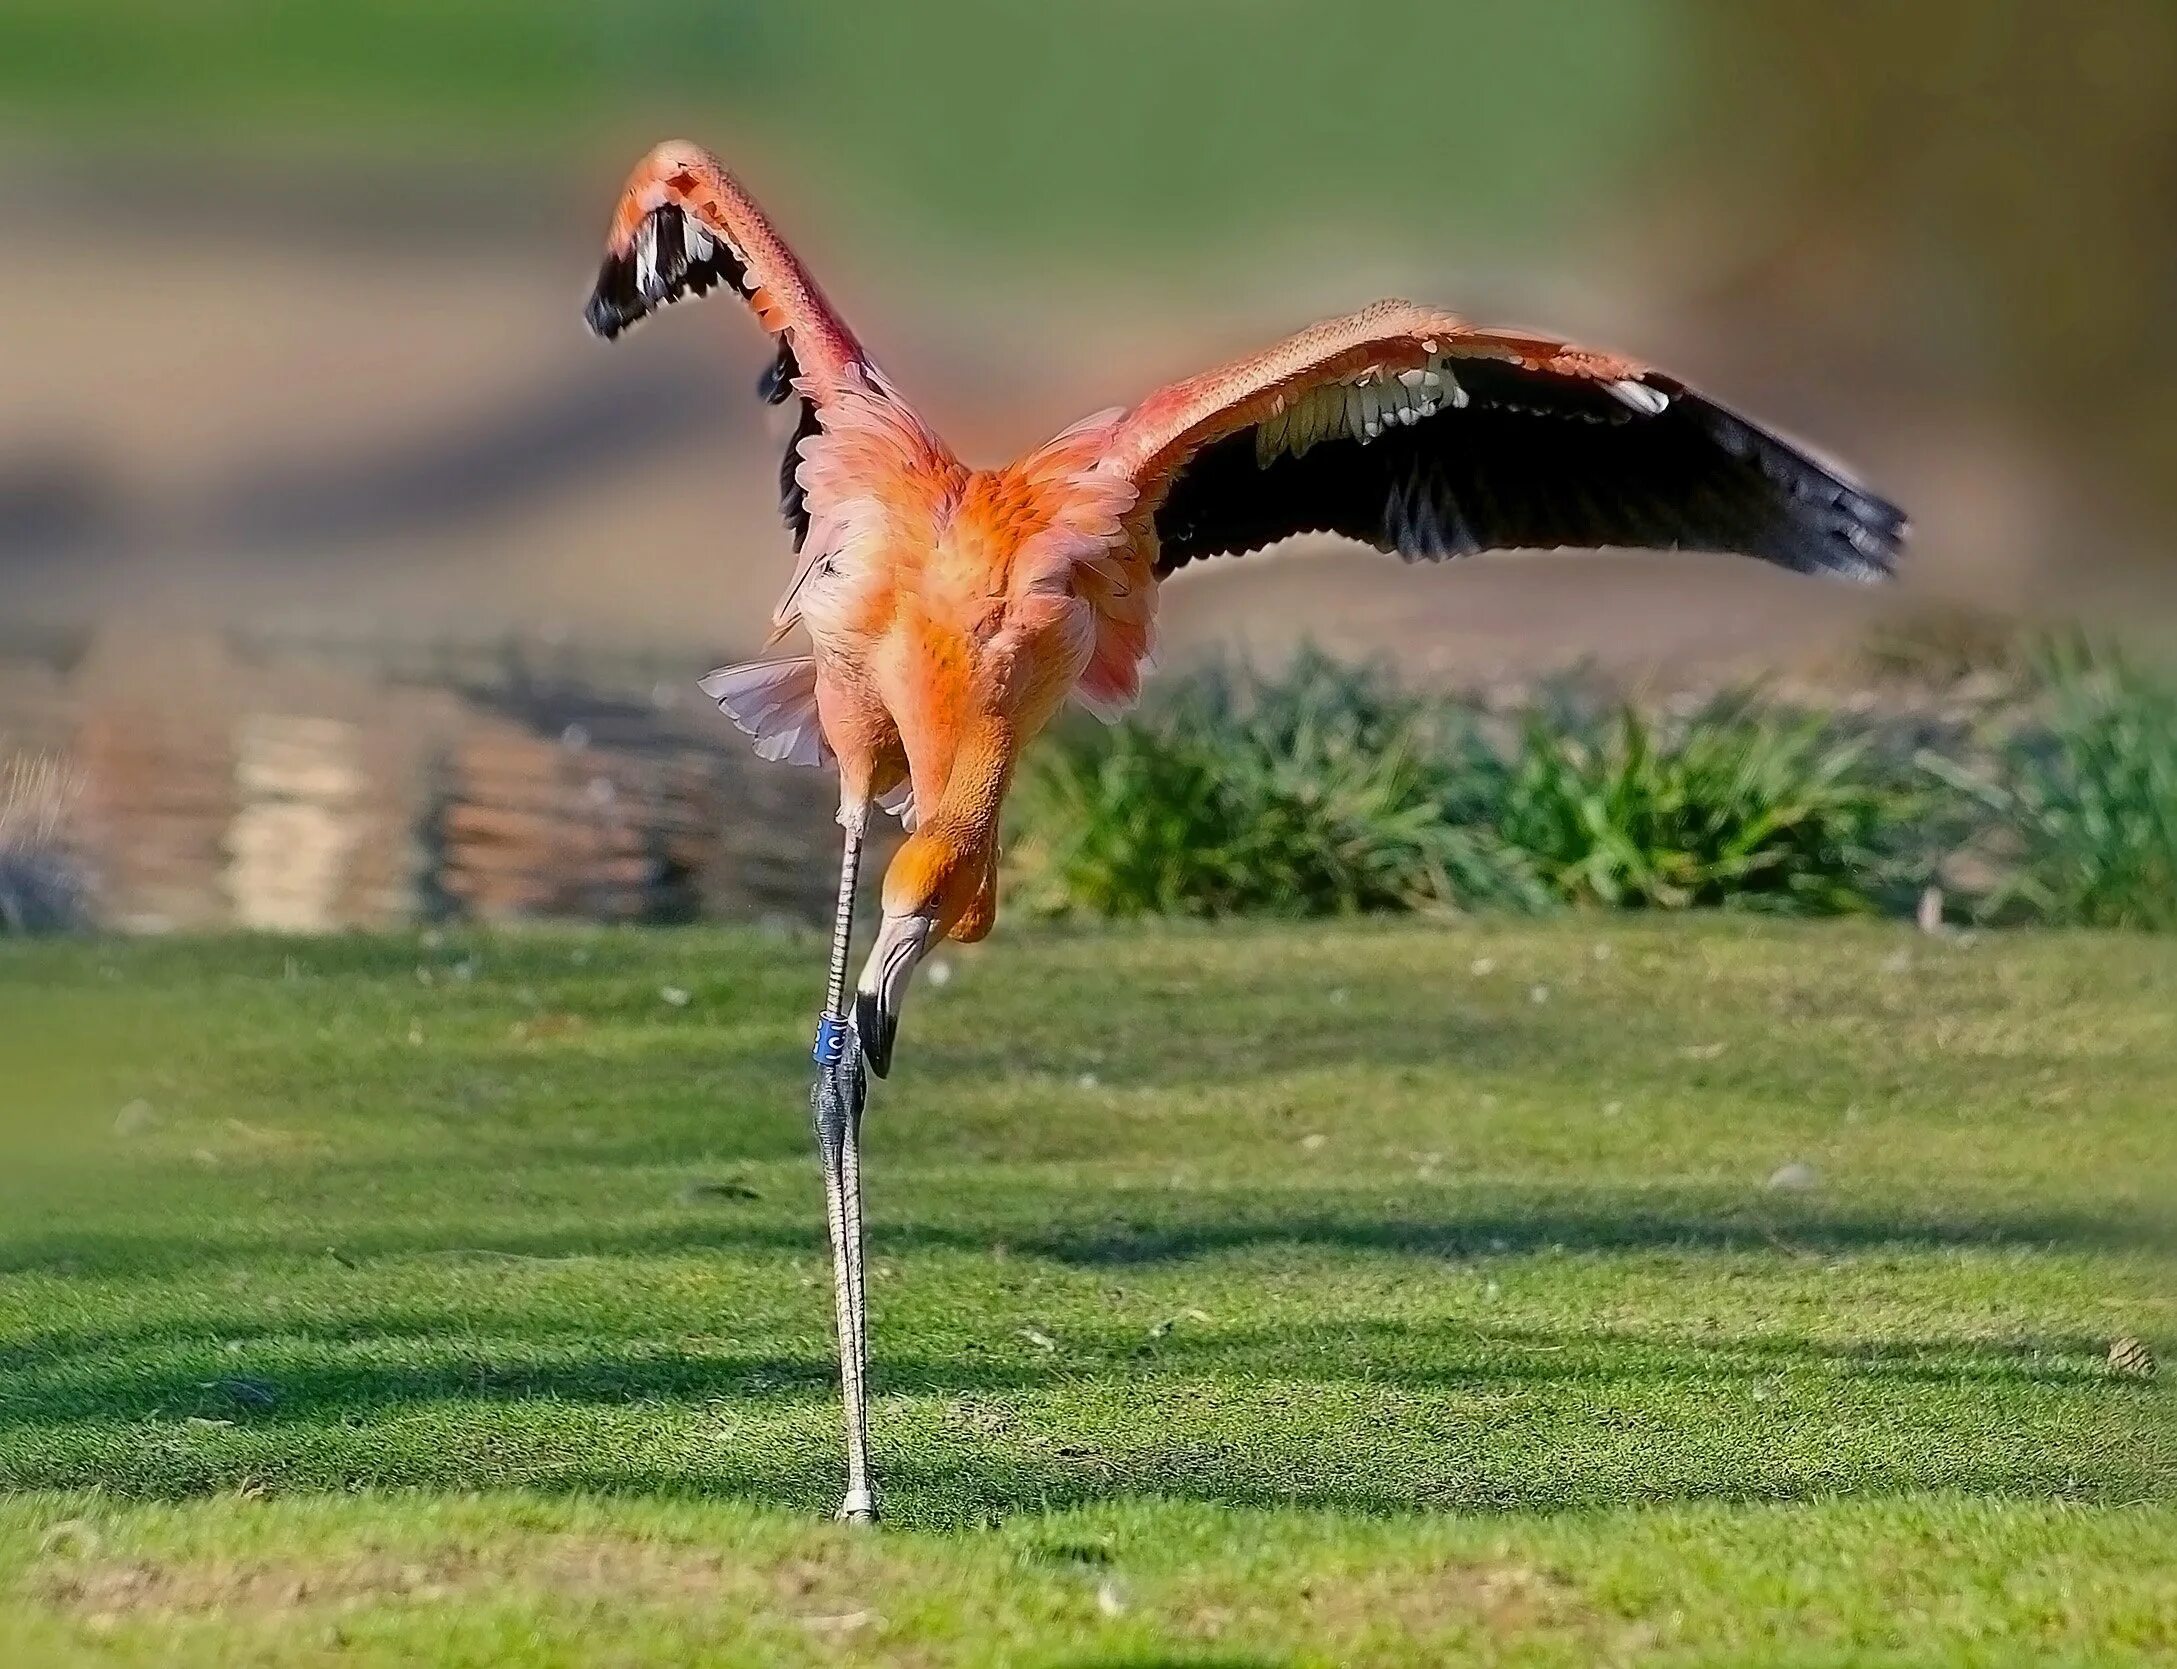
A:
[[853, 911, 934, 1078]]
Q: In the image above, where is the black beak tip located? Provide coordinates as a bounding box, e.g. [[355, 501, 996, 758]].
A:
[[853, 991, 896, 1079]]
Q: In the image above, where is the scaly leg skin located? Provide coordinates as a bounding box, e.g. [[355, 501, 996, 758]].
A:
[[814, 1048, 875, 1522], [809, 815, 879, 1524]]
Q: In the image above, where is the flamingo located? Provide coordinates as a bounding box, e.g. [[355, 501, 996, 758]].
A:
[[584, 140, 1907, 1522]]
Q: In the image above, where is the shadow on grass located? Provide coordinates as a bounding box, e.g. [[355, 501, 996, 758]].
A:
[[4, 1188, 2164, 1279], [2, 1311, 2155, 1523], [0, 1316, 2117, 1416]]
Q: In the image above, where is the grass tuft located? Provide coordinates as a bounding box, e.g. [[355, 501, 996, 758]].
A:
[[1008, 652, 1546, 918], [1495, 693, 1913, 914], [1925, 641, 2177, 930], [1009, 657, 1918, 921]]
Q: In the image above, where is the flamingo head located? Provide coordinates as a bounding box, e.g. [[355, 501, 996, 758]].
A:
[[853, 830, 992, 1076]]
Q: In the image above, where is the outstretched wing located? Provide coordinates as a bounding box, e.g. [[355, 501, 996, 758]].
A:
[[583, 140, 884, 565], [1106, 300, 1906, 582]]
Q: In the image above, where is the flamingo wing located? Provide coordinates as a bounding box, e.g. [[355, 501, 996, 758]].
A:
[[1105, 300, 1906, 583], [583, 141, 885, 558]]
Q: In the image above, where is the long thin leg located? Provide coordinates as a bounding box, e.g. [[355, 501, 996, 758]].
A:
[[810, 815, 877, 1522]]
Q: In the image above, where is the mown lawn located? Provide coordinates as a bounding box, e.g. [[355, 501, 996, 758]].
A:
[[1, 919, 2171, 1666]]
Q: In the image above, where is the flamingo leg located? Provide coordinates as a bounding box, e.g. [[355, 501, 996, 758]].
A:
[[810, 815, 877, 1522]]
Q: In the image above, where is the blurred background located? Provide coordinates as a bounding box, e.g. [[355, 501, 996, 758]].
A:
[[2, 0, 2173, 932]]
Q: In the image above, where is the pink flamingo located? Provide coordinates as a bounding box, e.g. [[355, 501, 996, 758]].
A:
[[586, 140, 1906, 1521]]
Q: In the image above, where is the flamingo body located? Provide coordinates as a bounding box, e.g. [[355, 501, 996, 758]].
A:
[[706, 388, 1146, 960]]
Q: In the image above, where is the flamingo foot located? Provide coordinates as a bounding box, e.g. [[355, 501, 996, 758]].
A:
[[833, 1488, 879, 1525]]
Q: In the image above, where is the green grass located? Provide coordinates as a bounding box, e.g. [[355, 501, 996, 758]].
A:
[[1, 919, 2172, 1665], [1009, 658, 1926, 921], [1939, 644, 2177, 931], [1011, 645, 2177, 930]]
